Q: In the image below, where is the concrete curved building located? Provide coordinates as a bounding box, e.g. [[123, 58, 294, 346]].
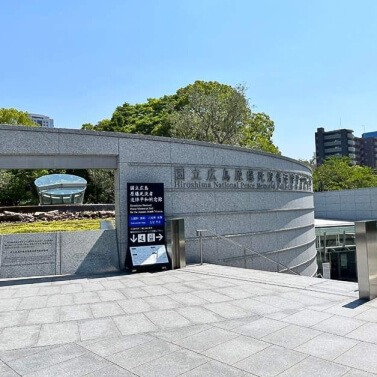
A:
[[0, 125, 317, 277]]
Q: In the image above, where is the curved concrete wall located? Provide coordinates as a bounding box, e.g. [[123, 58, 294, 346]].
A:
[[116, 137, 317, 277], [0, 125, 317, 276]]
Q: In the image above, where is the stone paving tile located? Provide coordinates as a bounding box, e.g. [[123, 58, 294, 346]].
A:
[[346, 323, 377, 344], [281, 309, 333, 327], [165, 285, 192, 294], [46, 294, 74, 307], [0, 346, 53, 362], [118, 279, 145, 288], [212, 315, 260, 331], [263, 309, 299, 320], [73, 292, 101, 305], [0, 325, 40, 350], [18, 296, 48, 310], [100, 280, 125, 290], [232, 317, 289, 339], [0, 367, 19, 377], [355, 308, 377, 322], [312, 315, 365, 336], [232, 298, 281, 315], [253, 295, 305, 310], [0, 311, 28, 329], [7, 343, 87, 375], [26, 307, 60, 325], [106, 339, 179, 370], [262, 324, 322, 349], [84, 364, 137, 376], [117, 298, 153, 314], [120, 288, 150, 299], [144, 309, 191, 329], [60, 284, 83, 294], [192, 290, 232, 303], [215, 286, 254, 299], [113, 314, 158, 335], [60, 305, 93, 322], [143, 296, 181, 310], [131, 348, 208, 377], [173, 327, 238, 352], [138, 277, 165, 286], [25, 352, 111, 377], [82, 283, 105, 292], [78, 318, 121, 341], [0, 298, 21, 312], [295, 332, 359, 361], [37, 286, 61, 296], [0, 290, 15, 299], [12, 288, 40, 298], [343, 369, 377, 377], [177, 306, 224, 324], [80, 334, 154, 357], [169, 293, 209, 306], [37, 322, 80, 346], [97, 289, 125, 302], [90, 302, 124, 318], [180, 360, 247, 377], [141, 285, 173, 296], [204, 302, 252, 319], [280, 291, 331, 306], [204, 335, 270, 365], [152, 324, 211, 342], [234, 345, 307, 377], [324, 300, 370, 318], [278, 356, 350, 377]]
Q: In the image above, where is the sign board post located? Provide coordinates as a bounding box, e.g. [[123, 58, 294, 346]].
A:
[[126, 183, 170, 270]]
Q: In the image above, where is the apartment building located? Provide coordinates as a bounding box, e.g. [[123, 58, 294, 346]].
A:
[[315, 127, 357, 165], [28, 113, 54, 128]]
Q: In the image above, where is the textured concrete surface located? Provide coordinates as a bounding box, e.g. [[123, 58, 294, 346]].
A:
[[315, 187, 377, 221], [0, 231, 119, 279], [0, 264, 375, 376]]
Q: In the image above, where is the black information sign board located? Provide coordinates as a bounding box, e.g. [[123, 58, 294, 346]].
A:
[[126, 183, 170, 269]]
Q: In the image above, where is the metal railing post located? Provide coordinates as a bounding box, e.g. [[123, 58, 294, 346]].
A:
[[196, 230, 203, 265]]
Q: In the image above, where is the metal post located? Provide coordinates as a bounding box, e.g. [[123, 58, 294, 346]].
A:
[[356, 220, 377, 300], [244, 248, 247, 269], [323, 232, 327, 262], [343, 230, 346, 247], [200, 231, 203, 265]]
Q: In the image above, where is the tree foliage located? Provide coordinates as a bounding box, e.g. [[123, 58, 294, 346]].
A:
[[313, 156, 377, 191], [0, 108, 38, 127], [82, 80, 279, 154]]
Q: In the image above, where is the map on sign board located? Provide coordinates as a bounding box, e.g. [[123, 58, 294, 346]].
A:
[[130, 245, 169, 266]]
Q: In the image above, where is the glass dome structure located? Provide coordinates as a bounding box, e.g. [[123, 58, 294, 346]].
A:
[[35, 174, 87, 205]]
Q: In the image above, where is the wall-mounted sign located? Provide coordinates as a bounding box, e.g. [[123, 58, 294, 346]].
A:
[[174, 167, 312, 192], [126, 183, 169, 269]]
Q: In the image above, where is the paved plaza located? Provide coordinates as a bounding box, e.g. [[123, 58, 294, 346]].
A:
[[0, 264, 375, 376]]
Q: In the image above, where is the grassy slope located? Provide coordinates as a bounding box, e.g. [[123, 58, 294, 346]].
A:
[[0, 218, 115, 235]]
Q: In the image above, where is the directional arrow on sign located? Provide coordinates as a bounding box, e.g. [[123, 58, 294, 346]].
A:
[[130, 235, 137, 243], [156, 233, 163, 241]]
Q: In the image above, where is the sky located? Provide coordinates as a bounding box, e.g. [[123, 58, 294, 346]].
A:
[[1, 0, 377, 160]]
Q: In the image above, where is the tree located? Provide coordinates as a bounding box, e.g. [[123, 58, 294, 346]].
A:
[[313, 156, 377, 191], [82, 81, 279, 153], [171, 82, 247, 145], [0, 108, 38, 127], [85, 169, 114, 203], [239, 113, 279, 154]]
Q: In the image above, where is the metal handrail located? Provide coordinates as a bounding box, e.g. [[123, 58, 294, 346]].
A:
[[196, 229, 300, 275]]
